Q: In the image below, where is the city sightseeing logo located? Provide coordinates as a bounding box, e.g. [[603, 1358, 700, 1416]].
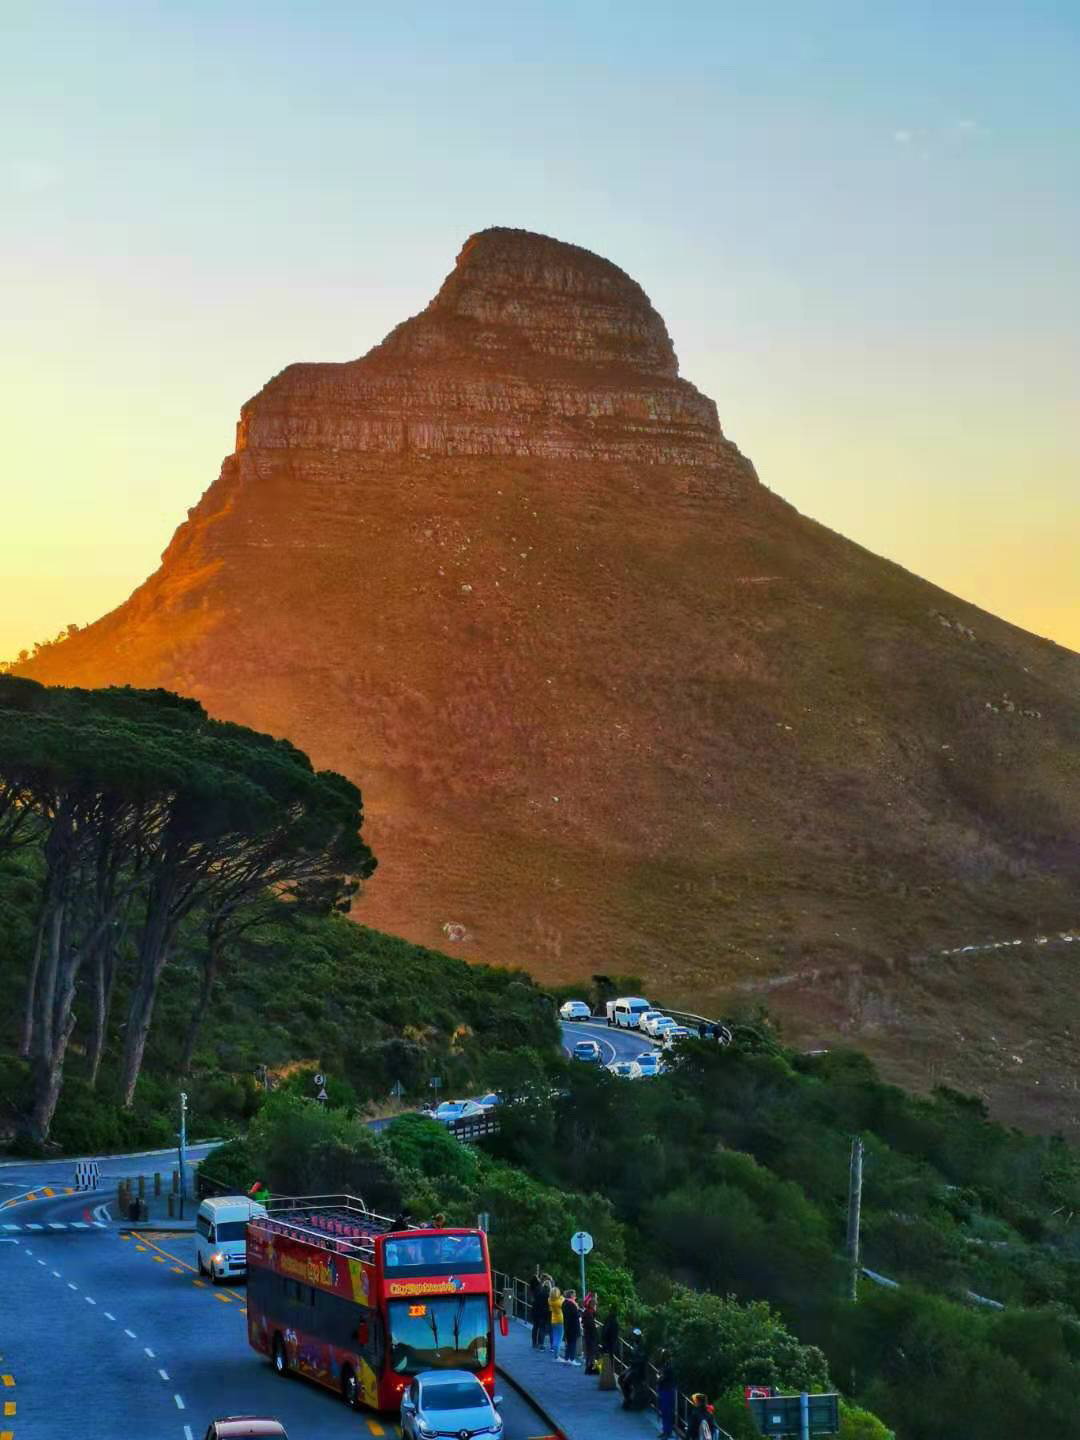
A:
[[387, 1275, 466, 1297]]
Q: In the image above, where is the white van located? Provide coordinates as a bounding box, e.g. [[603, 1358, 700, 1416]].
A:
[[195, 1195, 267, 1283], [605, 996, 653, 1029]]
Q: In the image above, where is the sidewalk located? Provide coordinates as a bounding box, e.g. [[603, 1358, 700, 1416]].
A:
[[497, 1314, 660, 1440]]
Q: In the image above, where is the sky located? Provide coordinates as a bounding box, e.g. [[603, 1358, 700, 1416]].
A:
[[2, 1, 1078, 659]]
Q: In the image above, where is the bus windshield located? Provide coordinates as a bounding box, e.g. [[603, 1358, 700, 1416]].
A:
[[387, 1297, 490, 1374], [383, 1234, 485, 1273]]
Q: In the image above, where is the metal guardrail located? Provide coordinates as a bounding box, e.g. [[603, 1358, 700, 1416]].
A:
[[493, 1268, 735, 1440]]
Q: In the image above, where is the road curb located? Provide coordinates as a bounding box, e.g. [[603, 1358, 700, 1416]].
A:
[[495, 1363, 566, 1440], [119, 1221, 196, 1233]]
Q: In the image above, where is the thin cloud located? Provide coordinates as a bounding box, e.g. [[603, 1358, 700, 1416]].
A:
[[9, 159, 60, 192], [893, 129, 913, 144]]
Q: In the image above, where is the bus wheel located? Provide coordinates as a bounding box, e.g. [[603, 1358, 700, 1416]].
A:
[[272, 1336, 288, 1377], [342, 1368, 360, 1409]]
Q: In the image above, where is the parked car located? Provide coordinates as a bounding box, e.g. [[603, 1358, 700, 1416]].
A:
[[559, 999, 592, 1021], [642, 1013, 677, 1040], [662, 1025, 693, 1050], [476, 1092, 501, 1111], [634, 1052, 663, 1077], [429, 1099, 486, 1124], [605, 996, 653, 1029], [203, 1421, 287, 1440], [573, 1039, 602, 1063], [607, 1060, 640, 1079], [401, 1371, 504, 1440], [636, 1009, 667, 1033]]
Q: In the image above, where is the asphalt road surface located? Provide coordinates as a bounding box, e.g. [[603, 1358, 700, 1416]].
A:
[[1, 1192, 554, 1440], [0, 1140, 223, 1200], [559, 1017, 663, 1066]]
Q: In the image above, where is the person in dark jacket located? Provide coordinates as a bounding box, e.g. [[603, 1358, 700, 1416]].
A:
[[619, 1328, 649, 1408], [561, 1289, 582, 1365], [598, 1307, 619, 1390], [581, 1293, 599, 1374], [687, 1392, 715, 1440], [529, 1273, 550, 1349], [656, 1350, 677, 1439]]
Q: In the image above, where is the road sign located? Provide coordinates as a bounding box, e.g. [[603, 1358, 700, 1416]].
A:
[[430, 1076, 442, 1090], [748, 1393, 839, 1437], [317, 1087, 329, 1102], [314, 1072, 326, 1087], [390, 1080, 405, 1099], [570, 1230, 593, 1255]]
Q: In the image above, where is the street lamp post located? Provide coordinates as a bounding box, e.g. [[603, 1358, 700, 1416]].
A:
[[178, 1090, 188, 1219]]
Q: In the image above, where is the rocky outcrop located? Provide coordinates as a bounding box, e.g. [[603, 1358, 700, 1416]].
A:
[[236, 228, 747, 472]]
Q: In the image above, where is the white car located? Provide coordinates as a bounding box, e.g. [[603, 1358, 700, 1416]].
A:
[[635, 1052, 663, 1077], [662, 1026, 693, 1050], [476, 1093, 501, 1112], [559, 999, 592, 1021], [430, 1100, 486, 1125], [401, 1371, 504, 1440], [637, 1009, 667, 1033], [642, 1013, 677, 1040], [607, 1060, 640, 1079]]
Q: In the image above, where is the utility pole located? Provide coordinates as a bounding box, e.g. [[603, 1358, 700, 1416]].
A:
[[178, 1090, 188, 1220], [846, 1134, 864, 1301]]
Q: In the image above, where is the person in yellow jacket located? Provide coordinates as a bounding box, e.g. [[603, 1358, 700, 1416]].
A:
[[548, 1282, 565, 1358]]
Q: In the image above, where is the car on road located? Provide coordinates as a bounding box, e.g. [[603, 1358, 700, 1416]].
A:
[[607, 1060, 640, 1079], [559, 999, 592, 1021], [605, 995, 653, 1029], [204, 1420, 287, 1440], [572, 1039, 602, 1063], [642, 1013, 677, 1040], [401, 1371, 504, 1440], [635, 1052, 664, 1077], [662, 1025, 693, 1049], [429, 1099, 487, 1124], [636, 1009, 667, 1033], [195, 1194, 267, 1283]]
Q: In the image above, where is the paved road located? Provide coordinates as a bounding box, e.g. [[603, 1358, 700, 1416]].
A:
[[559, 1017, 665, 1066], [0, 1141, 222, 1200], [1, 1200, 553, 1440]]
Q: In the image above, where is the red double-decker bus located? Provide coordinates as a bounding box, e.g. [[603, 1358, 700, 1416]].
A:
[[246, 1195, 494, 1414]]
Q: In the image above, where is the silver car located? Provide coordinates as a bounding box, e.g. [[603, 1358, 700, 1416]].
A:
[[400, 1371, 503, 1438]]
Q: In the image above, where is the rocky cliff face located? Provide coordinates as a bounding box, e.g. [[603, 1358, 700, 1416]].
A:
[[23, 227, 1080, 1127], [236, 229, 745, 470]]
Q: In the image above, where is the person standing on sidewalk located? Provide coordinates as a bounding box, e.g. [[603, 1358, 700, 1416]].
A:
[[529, 1273, 549, 1349], [582, 1293, 599, 1374], [562, 1289, 582, 1365], [548, 1281, 565, 1358], [656, 1350, 677, 1439], [599, 1305, 619, 1390]]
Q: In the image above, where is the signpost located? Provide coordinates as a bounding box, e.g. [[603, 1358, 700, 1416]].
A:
[[178, 1090, 188, 1219], [747, 1392, 839, 1438], [390, 1080, 405, 1101], [313, 1073, 329, 1106], [570, 1228, 593, 1301]]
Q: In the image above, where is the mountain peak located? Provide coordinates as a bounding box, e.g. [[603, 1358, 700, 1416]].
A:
[[423, 226, 680, 376]]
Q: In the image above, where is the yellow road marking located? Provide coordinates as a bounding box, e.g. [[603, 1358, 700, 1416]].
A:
[[215, 1292, 232, 1303], [3, 1401, 13, 1416], [119, 1233, 131, 1241], [65, 1186, 74, 1194], [2, 1428, 13, 1440], [137, 1234, 197, 1273], [193, 1280, 205, 1289], [135, 1244, 147, 1251], [366, 1422, 384, 1436], [152, 1255, 166, 1264], [42, 1186, 54, 1197], [0, 1377, 12, 1388], [172, 1266, 184, 1274]]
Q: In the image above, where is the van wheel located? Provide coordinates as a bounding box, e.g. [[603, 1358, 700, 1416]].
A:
[[342, 1367, 360, 1409], [272, 1335, 288, 1377]]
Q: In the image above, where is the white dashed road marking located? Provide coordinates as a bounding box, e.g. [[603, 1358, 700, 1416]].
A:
[[104, 1311, 116, 1321], [174, 1395, 185, 1410], [158, 1369, 169, 1381], [72, 1221, 89, 1229], [185, 1426, 194, 1440], [26, 1223, 42, 1230], [51, 1269, 60, 1277], [68, 1282, 77, 1290], [85, 1295, 96, 1305], [49, 1223, 66, 1230], [125, 1329, 136, 1338], [145, 1348, 155, 1359]]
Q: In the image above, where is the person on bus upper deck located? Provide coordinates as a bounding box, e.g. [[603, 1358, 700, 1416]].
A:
[[548, 1281, 565, 1358], [561, 1289, 582, 1365]]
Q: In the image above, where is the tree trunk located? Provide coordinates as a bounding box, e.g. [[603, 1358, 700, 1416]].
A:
[[118, 943, 170, 1108], [179, 942, 221, 1076], [86, 939, 108, 1089], [19, 897, 49, 1058]]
